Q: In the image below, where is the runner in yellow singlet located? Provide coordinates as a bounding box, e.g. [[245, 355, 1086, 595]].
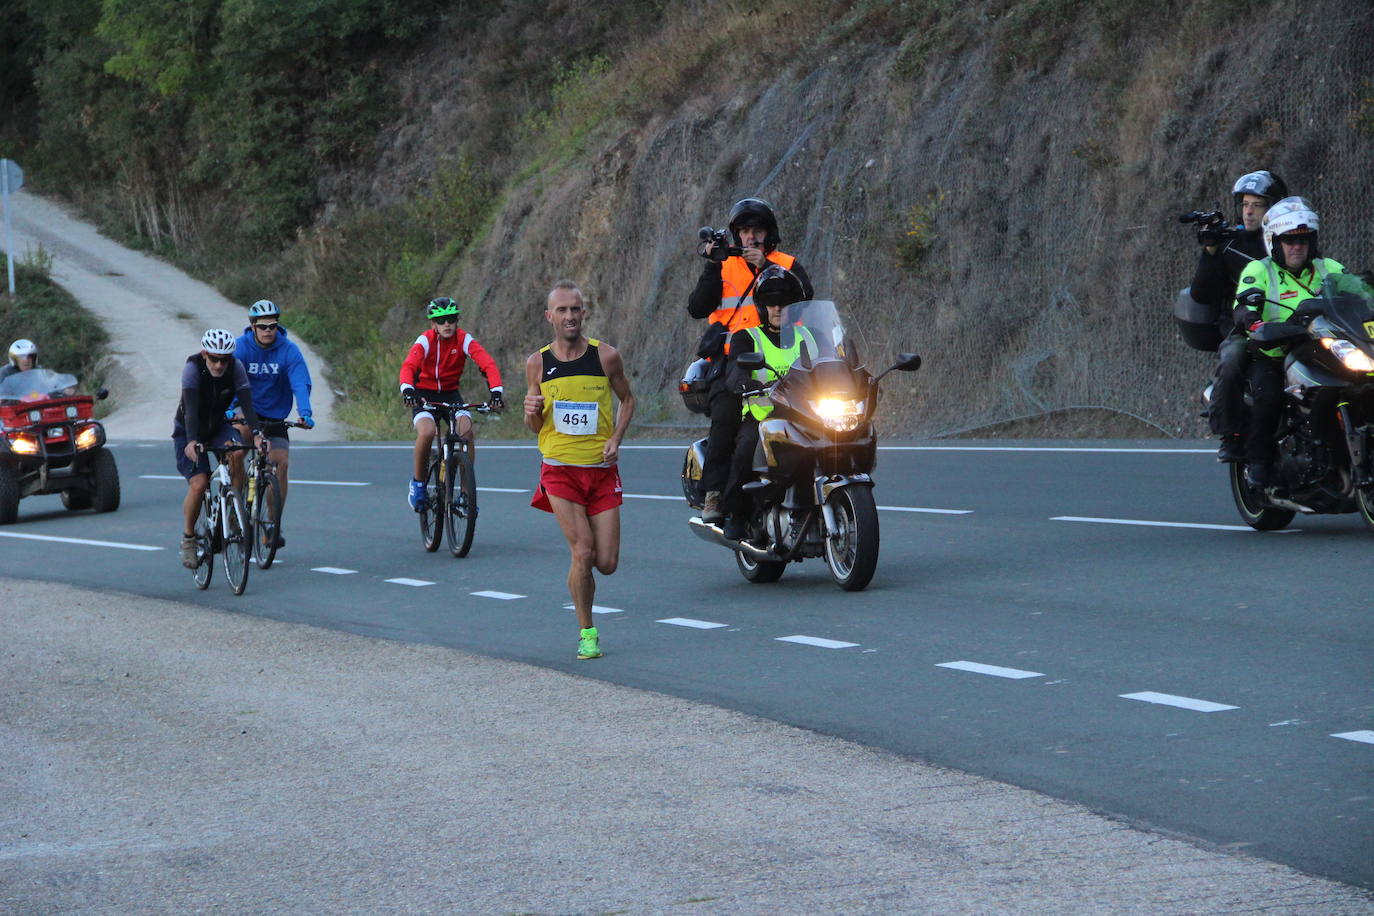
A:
[[523, 281, 636, 660]]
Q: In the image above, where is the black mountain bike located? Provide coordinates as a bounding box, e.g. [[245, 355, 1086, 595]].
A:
[[190, 443, 253, 595], [417, 400, 495, 557], [243, 419, 309, 570]]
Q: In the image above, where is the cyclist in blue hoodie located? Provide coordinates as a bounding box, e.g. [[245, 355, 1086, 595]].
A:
[[230, 299, 315, 547]]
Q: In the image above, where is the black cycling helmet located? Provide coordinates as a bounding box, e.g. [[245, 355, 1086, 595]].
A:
[[753, 264, 805, 326], [426, 297, 460, 320], [1232, 170, 1288, 220], [728, 198, 780, 252]]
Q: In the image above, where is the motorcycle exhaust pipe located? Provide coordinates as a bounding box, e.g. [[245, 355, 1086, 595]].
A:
[[687, 517, 786, 561]]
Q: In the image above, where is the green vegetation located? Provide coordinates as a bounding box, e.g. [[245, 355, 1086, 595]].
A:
[[0, 253, 111, 394], [894, 192, 944, 269]]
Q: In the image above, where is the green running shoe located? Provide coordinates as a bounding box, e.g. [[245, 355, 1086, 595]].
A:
[[577, 626, 602, 660]]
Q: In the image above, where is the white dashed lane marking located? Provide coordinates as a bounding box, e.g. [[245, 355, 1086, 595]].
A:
[[385, 578, 434, 587], [0, 532, 161, 551], [563, 604, 624, 614], [312, 567, 357, 575], [937, 660, 1044, 679], [1120, 691, 1238, 712], [776, 635, 859, 649], [658, 617, 727, 629], [1332, 731, 1374, 745], [473, 590, 525, 600]]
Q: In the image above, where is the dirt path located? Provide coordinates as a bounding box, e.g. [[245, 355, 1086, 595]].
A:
[[5, 191, 337, 439]]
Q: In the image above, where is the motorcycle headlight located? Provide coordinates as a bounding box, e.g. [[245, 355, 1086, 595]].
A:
[[813, 397, 865, 432], [75, 424, 101, 451], [8, 433, 39, 455], [1321, 337, 1374, 373]]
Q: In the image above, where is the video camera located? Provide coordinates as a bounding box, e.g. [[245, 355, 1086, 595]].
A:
[[1179, 209, 1244, 245], [698, 226, 744, 262]]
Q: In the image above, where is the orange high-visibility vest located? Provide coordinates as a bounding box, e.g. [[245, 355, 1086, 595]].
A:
[[708, 251, 797, 352]]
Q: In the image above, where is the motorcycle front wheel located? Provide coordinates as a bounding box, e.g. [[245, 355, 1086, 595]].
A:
[[1228, 462, 1295, 531], [1356, 486, 1374, 535], [824, 486, 880, 591]]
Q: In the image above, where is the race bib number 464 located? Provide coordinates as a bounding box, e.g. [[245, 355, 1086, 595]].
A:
[[553, 400, 598, 435]]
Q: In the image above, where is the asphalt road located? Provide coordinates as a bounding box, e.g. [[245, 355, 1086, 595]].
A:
[[3, 437, 1371, 891]]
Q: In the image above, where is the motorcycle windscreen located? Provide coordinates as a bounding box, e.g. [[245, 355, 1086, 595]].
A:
[[779, 300, 845, 364]]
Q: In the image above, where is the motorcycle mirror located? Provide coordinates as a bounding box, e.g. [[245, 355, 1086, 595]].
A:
[[874, 352, 921, 383], [96, 388, 109, 400], [735, 352, 766, 371]]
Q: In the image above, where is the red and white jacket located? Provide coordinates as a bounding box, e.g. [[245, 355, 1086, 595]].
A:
[[399, 327, 502, 394]]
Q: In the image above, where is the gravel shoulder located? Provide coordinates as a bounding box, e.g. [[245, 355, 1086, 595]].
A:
[[4, 577, 1371, 915], [5, 191, 336, 440]]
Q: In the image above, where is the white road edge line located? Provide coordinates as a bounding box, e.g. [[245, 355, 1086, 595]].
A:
[[1331, 731, 1374, 745], [659, 617, 727, 629], [385, 578, 434, 587], [312, 567, 357, 575], [1119, 691, 1238, 712], [0, 531, 162, 551], [1054, 516, 1264, 532], [776, 635, 859, 649], [139, 474, 369, 486], [879, 506, 973, 515], [937, 660, 1044, 679], [562, 604, 623, 614], [473, 590, 525, 600]]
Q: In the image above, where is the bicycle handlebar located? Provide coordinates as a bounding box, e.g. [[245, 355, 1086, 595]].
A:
[[415, 399, 501, 415]]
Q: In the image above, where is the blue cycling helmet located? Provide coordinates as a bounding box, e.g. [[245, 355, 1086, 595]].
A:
[[248, 299, 281, 319]]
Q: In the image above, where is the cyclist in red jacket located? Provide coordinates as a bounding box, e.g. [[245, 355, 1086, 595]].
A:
[[399, 297, 504, 510]]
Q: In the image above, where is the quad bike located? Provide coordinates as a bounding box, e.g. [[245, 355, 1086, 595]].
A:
[[0, 368, 118, 524]]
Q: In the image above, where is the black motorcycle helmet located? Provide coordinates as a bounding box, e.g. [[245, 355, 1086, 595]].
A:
[[753, 264, 805, 327], [1231, 170, 1288, 222], [728, 198, 780, 252]]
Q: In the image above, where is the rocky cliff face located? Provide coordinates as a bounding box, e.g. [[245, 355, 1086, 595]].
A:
[[330, 0, 1371, 436]]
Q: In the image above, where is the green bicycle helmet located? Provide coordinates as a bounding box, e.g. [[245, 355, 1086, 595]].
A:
[[426, 297, 460, 319]]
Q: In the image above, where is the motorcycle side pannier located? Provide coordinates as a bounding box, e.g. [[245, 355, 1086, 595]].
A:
[[1174, 287, 1223, 352]]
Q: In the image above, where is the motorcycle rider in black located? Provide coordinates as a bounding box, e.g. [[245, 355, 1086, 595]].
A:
[[1192, 170, 1287, 463], [719, 265, 810, 541], [687, 198, 813, 523]]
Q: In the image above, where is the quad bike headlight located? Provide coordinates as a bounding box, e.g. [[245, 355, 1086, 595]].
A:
[[75, 424, 101, 451], [1321, 337, 1374, 373], [8, 432, 39, 455], [813, 397, 865, 433]]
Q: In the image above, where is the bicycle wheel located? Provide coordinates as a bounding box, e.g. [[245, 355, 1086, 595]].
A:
[[446, 443, 478, 558], [253, 470, 283, 569], [221, 488, 251, 595], [420, 456, 443, 552], [193, 509, 214, 590]]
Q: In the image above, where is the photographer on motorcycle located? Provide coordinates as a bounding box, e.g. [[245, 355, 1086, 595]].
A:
[[1191, 170, 1287, 463], [1235, 197, 1346, 486], [719, 265, 813, 541], [688, 198, 813, 524]]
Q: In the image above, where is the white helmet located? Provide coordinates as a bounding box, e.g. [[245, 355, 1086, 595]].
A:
[[7, 339, 37, 368], [1262, 196, 1320, 263], [200, 328, 236, 355], [248, 299, 280, 319]]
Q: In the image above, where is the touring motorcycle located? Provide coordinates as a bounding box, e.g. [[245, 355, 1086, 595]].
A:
[[0, 368, 118, 524], [681, 299, 920, 590], [1227, 273, 1374, 531]]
